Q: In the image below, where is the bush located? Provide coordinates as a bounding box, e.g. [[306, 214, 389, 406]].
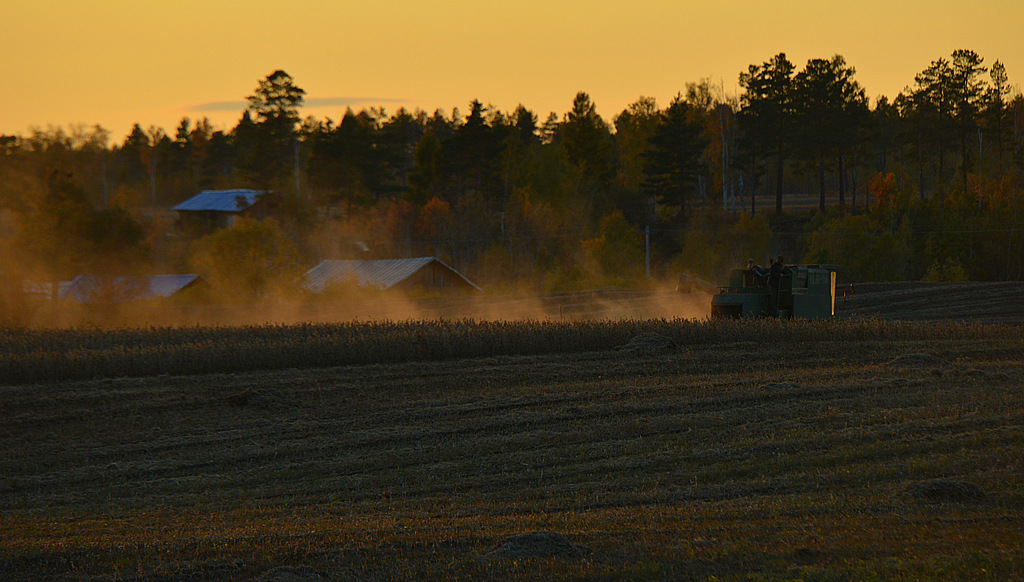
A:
[[189, 218, 302, 301], [583, 211, 645, 285], [804, 212, 912, 282], [923, 257, 969, 282], [676, 211, 771, 285]]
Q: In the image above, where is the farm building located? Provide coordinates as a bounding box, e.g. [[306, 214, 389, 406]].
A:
[[304, 257, 481, 294], [23, 280, 71, 301], [59, 274, 208, 303], [172, 189, 276, 232]]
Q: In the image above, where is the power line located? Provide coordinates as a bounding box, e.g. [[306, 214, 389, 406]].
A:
[[403, 225, 1023, 246]]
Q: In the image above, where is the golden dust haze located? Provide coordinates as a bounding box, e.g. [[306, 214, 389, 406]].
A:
[[4, 0, 1023, 140]]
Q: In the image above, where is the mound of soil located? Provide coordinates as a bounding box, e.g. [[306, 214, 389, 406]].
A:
[[485, 531, 590, 560], [615, 333, 677, 355], [906, 479, 985, 502]]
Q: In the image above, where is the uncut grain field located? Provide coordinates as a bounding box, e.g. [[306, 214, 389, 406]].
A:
[[2, 284, 1024, 581]]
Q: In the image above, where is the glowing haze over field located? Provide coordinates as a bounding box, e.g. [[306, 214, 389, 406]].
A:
[[4, 0, 1023, 141]]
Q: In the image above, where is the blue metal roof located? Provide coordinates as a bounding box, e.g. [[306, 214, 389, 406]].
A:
[[172, 189, 264, 212], [304, 257, 481, 293]]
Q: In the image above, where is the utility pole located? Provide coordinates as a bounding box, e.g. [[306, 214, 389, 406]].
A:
[[294, 139, 301, 200], [645, 225, 651, 278]]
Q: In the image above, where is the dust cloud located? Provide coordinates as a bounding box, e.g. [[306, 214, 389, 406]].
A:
[[7, 279, 713, 329], [1, 194, 714, 328], [166, 284, 712, 327]]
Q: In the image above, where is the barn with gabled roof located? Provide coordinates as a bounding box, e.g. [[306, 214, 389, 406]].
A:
[[304, 257, 481, 294], [59, 274, 208, 303]]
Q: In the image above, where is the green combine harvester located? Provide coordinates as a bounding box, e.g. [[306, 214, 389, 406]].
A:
[[711, 264, 841, 319]]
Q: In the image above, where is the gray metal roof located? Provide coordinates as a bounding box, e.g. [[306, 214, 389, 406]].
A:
[[59, 274, 204, 302], [172, 189, 264, 212], [147, 274, 205, 297], [304, 257, 481, 293]]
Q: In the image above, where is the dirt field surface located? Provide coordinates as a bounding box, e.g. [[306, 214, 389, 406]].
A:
[[411, 280, 1024, 325], [838, 281, 1024, 325], [2, 286, 1024, 580]]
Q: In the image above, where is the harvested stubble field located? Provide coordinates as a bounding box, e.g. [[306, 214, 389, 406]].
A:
[[2, 287, 1024, 580]]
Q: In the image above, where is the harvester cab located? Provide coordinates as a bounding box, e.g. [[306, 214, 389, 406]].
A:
[[711, 264, 840, 320]]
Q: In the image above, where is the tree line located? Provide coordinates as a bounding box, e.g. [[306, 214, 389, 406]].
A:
[[1, 50, 1023, 320]]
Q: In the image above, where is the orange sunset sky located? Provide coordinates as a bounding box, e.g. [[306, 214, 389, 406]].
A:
[[4, 0, 1023, 141]]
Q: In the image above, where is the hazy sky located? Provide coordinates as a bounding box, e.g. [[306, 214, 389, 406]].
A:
[[5, 0, 1022, 141]]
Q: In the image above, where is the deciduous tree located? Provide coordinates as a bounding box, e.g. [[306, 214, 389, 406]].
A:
[[804, 212, 911, 281], [188, 217, 300, 300], [14, 170, 147, 299], [583, 211, 644, 284]]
